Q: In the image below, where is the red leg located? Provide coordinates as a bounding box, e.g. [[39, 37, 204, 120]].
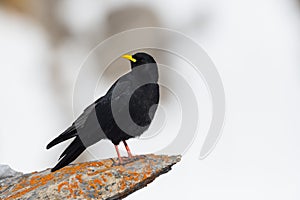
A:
[[123, 140, 133, 158], [114, 145, 123, 164]]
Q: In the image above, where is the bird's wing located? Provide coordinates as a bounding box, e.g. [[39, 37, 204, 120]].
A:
[[73, 75, 136, 133], [72, 101, 98, 129], [72, 96, 109, 146], [109, 77, 134, 114]]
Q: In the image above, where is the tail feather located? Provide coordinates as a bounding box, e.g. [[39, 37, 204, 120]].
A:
[[46, 126, 77, 149], [59, 136, 80, 160], [51, 137, 85, 172]]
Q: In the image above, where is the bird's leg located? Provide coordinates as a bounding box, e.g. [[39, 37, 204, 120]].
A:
[[114, 145, 123, 164], [123, 140, 133, 158]]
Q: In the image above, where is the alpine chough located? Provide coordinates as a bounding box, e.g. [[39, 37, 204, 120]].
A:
[[47, 52, 159, 172]]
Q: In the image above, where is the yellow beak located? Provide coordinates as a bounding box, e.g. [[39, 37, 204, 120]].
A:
[[122, 54, 137, 62]]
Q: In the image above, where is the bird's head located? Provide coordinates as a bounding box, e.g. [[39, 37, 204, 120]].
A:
[[122, 52, 156, 69]]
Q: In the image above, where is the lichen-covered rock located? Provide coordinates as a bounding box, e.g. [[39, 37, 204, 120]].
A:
[[0, 154, 181, 200]]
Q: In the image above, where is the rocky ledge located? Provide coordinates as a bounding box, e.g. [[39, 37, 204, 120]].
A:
[[0, 154, 181, 200]]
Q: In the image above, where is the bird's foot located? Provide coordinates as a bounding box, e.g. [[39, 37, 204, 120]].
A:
[[127, 152, 134, 159], [113, 155, 146, 166], [117, 159, 123, 165]]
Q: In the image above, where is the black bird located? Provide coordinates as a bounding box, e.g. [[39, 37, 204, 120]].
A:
[[47, 52, 159, 172]]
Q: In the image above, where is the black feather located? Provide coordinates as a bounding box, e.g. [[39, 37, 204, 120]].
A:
[[46, 126, 77, 149], [51, 137, 85, 172]]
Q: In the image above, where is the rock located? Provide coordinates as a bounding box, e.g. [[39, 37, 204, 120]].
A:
[[0, 165, 23, 180], [0, 154, 181, 200]]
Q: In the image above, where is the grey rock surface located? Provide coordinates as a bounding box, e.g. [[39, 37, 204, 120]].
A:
[[0, 165, 23, 180]]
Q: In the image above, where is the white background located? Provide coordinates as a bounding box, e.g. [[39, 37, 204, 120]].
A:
[[0, 0, 300, 199]]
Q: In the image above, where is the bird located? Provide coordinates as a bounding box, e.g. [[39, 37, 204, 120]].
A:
[[46, 52, 159, 172]]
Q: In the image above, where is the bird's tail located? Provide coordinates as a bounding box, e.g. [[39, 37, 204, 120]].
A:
[[51, 136, 86, 172], [46, 126, 77, 149]]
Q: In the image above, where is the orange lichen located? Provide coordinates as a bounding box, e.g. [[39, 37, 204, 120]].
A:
[[116, 166, 126, 172], [58, 182, 69, 193], [142, 174, 148, 180], [120, 181, 127, 191], [76, 174, 83, 183], [133, 176, 139, 181], [12, 179, 26, 191], [69, 181, 80, 198], [89, 162, 104, 167], [94, 179, 104, 186], [107, 172, 113, 177], [87, 180, 97, 190], [58, 180, 81, 199], [127, 171, 140, 177], [84, 178, 106, 198], [101, 175, 108, 182]]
